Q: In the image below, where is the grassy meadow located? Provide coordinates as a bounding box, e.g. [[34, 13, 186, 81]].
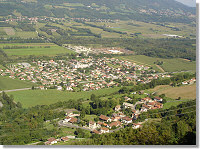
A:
[[0, 43, 74, 57], [117, 55, 196, 72], [7, 87, 121, 108], [149, 84, 196, 100], [0, 76, 36, 91]]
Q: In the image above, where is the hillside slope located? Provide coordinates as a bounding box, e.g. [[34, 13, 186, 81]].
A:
[[0, 0, 195, 23]]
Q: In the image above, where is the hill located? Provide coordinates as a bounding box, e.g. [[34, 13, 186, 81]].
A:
[[0, 0, 195, 23]]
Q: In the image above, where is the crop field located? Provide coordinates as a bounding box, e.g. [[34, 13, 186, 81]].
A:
[[0, 43, 75, 56], [35, 20, 195, 39], [3, 27, 15, 35], [88, 20, 195, 38], [117, 55, 196, 72], [15, 31, 38, 38], [7, 87, 121, 108], [0, 76, 36, 91]]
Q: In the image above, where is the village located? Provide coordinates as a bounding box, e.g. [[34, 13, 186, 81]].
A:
[[0, 57, 173, 92], [44, 94, 164, 145]]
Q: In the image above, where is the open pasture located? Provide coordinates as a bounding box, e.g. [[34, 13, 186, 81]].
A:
[[7, 87, 121, 108], [0, 76, 36, 91], [0, 43, 75, 56]]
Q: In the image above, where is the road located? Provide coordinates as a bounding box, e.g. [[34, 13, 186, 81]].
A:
[[58, 120, 92, 131], [0, 88, 32, 93]]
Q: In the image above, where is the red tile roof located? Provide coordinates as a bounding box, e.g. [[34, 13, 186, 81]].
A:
[[99, 114, 109, 121]]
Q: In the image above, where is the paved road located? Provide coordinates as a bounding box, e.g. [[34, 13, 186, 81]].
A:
[[0, 88, 32, 93], [0, 87, 40, 93]]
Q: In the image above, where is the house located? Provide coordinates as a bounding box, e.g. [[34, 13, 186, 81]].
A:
[[92, 129, 100, 134], [118, 112, 126, 118], [124, 96, 131, 101], [89, 121, 97, 130], [140, 107, 148, 112], [132, 123, 142, 129], [182, 81, 188, 85], [100, 127, 109, 133], [66, 136, 76, 139], [138, 91, 144, 95], [115, 105, 121, 111], [45, 137, 57, 145], [154, 96, 163, 102], [123, 102, 134, 109], [112, 114, 121, 121], [69, 117, 78, 124], [63, 116, 72, 123], [61, 136, 69, 142], [57, 86, 62, 91], [99, 114, 111, 122], [107, 121, 121, 129], [141, 97, 152, 102], [39, 86, 45, 90], [121, 117, 132, 124], [154, 101, 163, 109]]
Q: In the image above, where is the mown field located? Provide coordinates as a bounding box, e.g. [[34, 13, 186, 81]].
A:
[[0, 27, 38, 38], [0, 43, 75, 56], [7, 87, 121, 108], [149, 84, 196, 99], [0, 76, 36, 91], [117, 55, 196, 72]]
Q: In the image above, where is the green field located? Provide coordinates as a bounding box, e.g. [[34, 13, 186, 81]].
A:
[[84, 114, 98, 121], [163, 99, 192, 109], [0, 65, 6, 69], [0, 76, 36, 91], [7, 87, 121, 108], [0, 43, 75, 56], [117, 55, 196, 72]]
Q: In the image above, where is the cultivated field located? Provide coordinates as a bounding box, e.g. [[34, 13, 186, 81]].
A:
[[7, 87, 121, 108], [117, 55, 196, 72], [0, 43, 75, 57]]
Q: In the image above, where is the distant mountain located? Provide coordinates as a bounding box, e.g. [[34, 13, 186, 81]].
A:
[[175, 0, 196, 7], [0, 0, 196, 23]]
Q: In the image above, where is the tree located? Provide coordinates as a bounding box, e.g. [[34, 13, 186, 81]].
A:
[[80, 110, 86, 119], [91, 94, 96, 101]]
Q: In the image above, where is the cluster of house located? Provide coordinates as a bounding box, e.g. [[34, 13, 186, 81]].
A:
[[139, 8, 193, 17], [0, 57, 171, 91], [61, 95, 163, 135], [181, 78, 196, 85], [45, 135, 76, 145], [63, 44, 92, 55], [4, 16, 65, 24]]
